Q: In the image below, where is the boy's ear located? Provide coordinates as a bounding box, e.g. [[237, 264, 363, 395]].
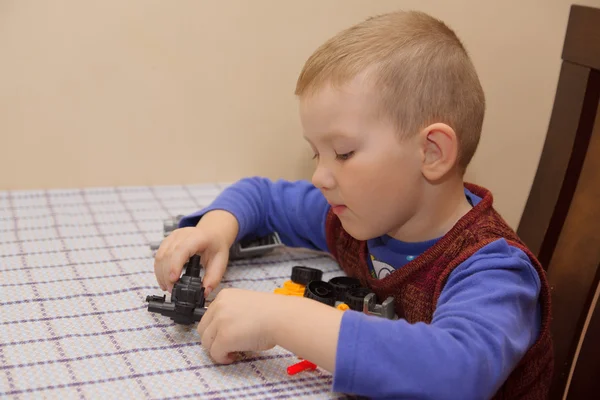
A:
[[418, 123, 459, 181]]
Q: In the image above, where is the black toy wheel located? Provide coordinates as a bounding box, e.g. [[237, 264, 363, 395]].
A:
[[303, 280, 336, 306], [344, 287, 375, 311], [328, 276, 361, 302], [291, 266, 323, 285]]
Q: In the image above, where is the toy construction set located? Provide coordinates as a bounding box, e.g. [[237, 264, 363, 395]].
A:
[[146, 216, 397, 374]]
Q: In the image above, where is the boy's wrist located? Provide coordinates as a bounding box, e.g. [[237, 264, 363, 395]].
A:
[[195, 209, 240, 247], [267, 294, 292, 345], [269, 295, 343, 373]]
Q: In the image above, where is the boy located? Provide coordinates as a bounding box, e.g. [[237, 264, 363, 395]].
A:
[[154, 10, 553, 399]]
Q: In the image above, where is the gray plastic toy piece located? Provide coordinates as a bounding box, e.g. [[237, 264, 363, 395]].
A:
[[149, 215, 184, 250], [228, 231, 283, 260], [363, 293, 397, 320], [149, 215, 283, 260], [163, 215, 184, 237]]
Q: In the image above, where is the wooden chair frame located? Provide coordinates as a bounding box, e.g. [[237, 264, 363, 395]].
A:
[[517, 4, 600, 399]]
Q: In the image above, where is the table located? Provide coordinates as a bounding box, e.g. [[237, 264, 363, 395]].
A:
[[0, 183, 350, 399]]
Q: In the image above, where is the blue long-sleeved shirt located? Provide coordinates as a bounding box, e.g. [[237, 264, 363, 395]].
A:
[[179, 177, 542, 399]]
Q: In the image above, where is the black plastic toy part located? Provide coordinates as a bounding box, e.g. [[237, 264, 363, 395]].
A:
[[344, 287, 376, 311], [146, 255, 206, 325], [291, 266, 323, 285], [328, 276, 361, 302], [303, 280, 336, 306]]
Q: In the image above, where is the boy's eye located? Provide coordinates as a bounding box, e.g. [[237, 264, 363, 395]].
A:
[[335, 151, 354, 161]]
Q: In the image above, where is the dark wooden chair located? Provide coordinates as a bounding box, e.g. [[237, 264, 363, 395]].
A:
[[517, 4, 600, 400]]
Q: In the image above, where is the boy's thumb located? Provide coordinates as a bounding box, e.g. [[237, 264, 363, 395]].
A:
[[201, 251, 229, 297]]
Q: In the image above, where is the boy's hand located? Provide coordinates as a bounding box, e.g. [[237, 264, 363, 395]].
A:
[[197, 288, 280, 364], [153, 210, 239, 295], [197, 287, 344, 372]]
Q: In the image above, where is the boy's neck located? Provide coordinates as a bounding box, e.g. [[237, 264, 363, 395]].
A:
[[387, 177, 473, 243]]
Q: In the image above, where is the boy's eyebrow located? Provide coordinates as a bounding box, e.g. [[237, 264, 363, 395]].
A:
[[304, 130, 354, 142]]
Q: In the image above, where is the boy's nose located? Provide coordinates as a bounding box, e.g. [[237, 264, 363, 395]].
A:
[[311, 164, 335, 190]]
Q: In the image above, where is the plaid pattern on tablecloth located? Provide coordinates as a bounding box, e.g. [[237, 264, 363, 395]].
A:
[[0, 184, 351, 399]]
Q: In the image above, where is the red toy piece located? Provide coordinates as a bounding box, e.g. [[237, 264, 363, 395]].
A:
[[287, 359, 317, 375]]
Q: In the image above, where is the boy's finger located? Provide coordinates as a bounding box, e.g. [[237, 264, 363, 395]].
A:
[[157, 236, 179, 292], [209, 335, 237, 365], [199, 320, 217, 352], [154, 241, 170, 290], [197, 301, 217, 344], [162, 252, 184, 293], [164, 250, 187, 292], [153, 258, 163, 290], [164, 231, 209, 291], [202, 251, 229, 296]]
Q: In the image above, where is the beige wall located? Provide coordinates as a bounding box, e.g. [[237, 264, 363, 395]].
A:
[[2, 0, 600, 228]]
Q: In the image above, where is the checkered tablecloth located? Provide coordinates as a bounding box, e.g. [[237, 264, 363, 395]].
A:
[[0, 183, 351, 399]]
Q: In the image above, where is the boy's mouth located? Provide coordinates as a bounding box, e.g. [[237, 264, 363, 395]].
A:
[[330, 204, 347, 215]]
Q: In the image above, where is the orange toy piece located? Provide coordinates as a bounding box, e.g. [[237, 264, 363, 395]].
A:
[[273, 280, 306, 296], [273, 266, 323, 297]]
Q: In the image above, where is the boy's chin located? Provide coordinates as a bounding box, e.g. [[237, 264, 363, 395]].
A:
[[340, 221, 379, 241]]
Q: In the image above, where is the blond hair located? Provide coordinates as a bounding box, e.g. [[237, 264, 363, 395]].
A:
[[295, 10, 485, 170]]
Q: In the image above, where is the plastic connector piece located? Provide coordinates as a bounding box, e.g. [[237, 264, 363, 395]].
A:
[[273, 280, 306, 296], [149, 215, 283, 260], [363, 293, 397, 320], [149, 215, 184, 251], [163, 215, 184, 237], [290, 266, 323, 285], [303, 280, 336, 306], [287, 360, 317, 375], [146, 255, 207, 325], [328, 276, 361, 302], [228, 232, 284, 260]]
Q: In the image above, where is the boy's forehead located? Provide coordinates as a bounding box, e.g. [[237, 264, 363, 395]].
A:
[[300, 73, 374, 107], [299, 79, 379, 136], [300, 99, 365, 142]]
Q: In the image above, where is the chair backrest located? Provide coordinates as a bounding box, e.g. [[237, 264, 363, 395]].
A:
[[517, 5, 600, 399]]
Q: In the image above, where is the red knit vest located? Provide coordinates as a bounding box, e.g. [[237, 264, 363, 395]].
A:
[[325, 183, 553, 399]]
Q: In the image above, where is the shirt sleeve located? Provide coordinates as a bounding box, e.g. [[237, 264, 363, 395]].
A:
[[332, 238, 542, 400], [178, 176, 330, 252]]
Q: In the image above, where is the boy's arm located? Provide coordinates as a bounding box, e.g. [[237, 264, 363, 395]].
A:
[[272, 239, 542, 399], [178, 177, 330, 252], [272, 295, 344, 372]]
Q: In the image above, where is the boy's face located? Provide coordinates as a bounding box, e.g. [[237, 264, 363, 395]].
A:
[[299, 75, 425, 241]]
